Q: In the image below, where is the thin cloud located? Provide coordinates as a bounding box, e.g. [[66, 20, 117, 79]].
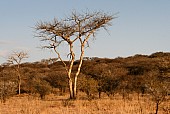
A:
[[0, 41, 7, 44], [0, 50, 9, 57], [0, 40, 15, 45], [15, 46, 30, 51]]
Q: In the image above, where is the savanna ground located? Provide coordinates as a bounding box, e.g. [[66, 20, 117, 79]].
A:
[[0, 93, 169, 114]]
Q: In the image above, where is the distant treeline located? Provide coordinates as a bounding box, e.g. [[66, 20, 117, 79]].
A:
[[0, 52, 170, 100]]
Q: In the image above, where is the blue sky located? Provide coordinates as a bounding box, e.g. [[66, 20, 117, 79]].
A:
[[0, 0, 170, 64]]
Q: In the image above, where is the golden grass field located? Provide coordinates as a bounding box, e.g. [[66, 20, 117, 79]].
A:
[[0, 93, 169, 114]]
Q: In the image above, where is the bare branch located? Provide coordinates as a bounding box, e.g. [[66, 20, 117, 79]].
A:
[[7, 51, 28, 65], [53, 47, 68, 73]]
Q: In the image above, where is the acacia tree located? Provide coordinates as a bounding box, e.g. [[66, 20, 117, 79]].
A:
[[35, 11, 115, 99], [7, 51, 28, 95], [145, 69, 169, 114]]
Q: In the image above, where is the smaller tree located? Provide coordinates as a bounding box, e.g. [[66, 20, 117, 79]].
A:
[[45, 71, 68, 95], [78, 74, 98, 99], [7, 51, 28, 95], [33, 78, 52, 99], [145, 70, 169, 114]]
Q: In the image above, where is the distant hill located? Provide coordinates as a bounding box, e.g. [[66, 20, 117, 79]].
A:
[[0, 52, 169, 96]]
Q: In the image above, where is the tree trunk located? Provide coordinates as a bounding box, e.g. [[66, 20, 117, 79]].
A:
[[17, 65, 21, 95], [99, 91, 101, 99], [18, 75, 21, 95], [68, 43, 75, 99], [73, 44, 85, 99], [155, 102, 159, 114], [69, 78, 74, 99], [73, 76, 78, 99]]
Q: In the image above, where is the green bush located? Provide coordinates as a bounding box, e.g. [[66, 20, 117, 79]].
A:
[[0, 81, 17, 103], [78, 74, 98, 98], [45, 71, 68, 95], [33, 79, 52, 99]]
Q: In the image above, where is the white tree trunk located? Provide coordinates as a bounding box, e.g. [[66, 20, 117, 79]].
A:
[[73, 44, 85, 99], [68, 43, 75, 99]]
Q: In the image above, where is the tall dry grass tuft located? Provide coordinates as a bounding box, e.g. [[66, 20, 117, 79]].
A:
[[0, 93, 169, 114]]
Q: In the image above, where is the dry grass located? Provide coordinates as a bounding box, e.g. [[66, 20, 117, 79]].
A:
[[0, 93, 169, 114]]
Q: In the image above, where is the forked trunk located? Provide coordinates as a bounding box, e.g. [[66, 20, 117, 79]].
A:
[[73, 44, 85, 99]]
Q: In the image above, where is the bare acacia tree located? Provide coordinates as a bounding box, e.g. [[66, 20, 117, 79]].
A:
[[7, 51, 28, 95], [35, 11, 115, 99]]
